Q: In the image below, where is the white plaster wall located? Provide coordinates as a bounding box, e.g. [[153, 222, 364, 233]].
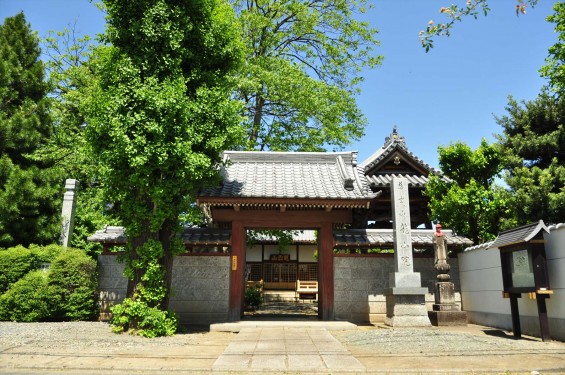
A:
[[246, 245, 262, 262], [458, 224, 565, 341], [299, 245, 317, 262]]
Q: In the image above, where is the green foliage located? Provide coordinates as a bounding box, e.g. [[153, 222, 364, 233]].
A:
[[0, 12, 62, 247], [48, 248, 98, 321], [233, 0, 381, 151], [0, 246, 36, 295], [0, 244, 64, 294], [0, 270, 58, 322], [0, 245, 98, 322], [247, 229, 299, 253], [495, 90, 565, 226], [110, 298, 177, 338], [244, 284, 263, 309], [41, 27, 119, 254], [541, 2, 565, 95], [425, 140, 507, 243], [420, 1, 538, 52], [83, 0, 246, 336]]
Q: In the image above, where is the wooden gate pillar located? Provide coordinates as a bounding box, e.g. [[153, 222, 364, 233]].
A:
[[228, 221, 246, 321], [318, 221, 335, 320]]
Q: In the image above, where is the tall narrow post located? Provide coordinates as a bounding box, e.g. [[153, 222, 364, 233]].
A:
[[60, 179, 79, 248], [385, 176, 430, 326], [318, 221, 335, 320], [228, 221, 245, 321], [509, 294, 522, 338], [536, 295, 550, 342]]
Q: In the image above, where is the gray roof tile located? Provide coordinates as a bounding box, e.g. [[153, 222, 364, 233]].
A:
[[334, 229, 473, 248], [199, 151, 377, 200], [88, 227, 231, 246], [490, 220, 550, 249]]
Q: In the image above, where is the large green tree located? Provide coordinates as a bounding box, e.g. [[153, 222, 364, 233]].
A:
[[84, 0, 244, 333], [42, 27, 119, 255], [232, 0, 381, 151], [541, 1, 565, 95], [0, 13, 60, 247], [425, 140, 508, 244], [495, 90, 565, 226]]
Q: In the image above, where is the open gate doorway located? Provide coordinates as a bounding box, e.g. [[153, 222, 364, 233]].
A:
[[217, 210, 348, 322], [244, 229, 319, 319]]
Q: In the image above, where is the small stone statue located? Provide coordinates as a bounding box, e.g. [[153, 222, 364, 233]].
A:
[[432, 223, 450, 281]]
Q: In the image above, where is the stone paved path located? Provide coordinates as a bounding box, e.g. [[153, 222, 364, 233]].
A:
[[212, 327, 365, 371]]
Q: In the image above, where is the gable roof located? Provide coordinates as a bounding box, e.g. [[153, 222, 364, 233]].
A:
[[198, 151, 378, 202], [359, 127, 447, 188], [490, 220, 550, 249]]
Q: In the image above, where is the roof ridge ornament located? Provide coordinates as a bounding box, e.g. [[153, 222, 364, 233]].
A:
[[384, 125, 406, 148]]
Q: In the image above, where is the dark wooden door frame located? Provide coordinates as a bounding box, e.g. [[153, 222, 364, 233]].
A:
[[224, 209, 351, 321]]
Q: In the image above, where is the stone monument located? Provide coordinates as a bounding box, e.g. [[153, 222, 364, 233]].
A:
[[428, 223, 467, 326], [385, 176, 431, 327], [60, 179, 79, 248]]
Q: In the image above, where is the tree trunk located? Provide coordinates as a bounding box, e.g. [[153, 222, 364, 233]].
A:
[[126, 219, 152, 299], [248, 93, 264, 149], [159, 218, 175, 310]]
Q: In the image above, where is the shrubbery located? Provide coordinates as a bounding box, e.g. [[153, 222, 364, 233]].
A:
[[0, 271, 57, 322], [48, 248, 98, 321], [0, 246, 36, 295], [0, 245, 98, 322], [109, 240, 178, 337], [110, 298, 177, 338]]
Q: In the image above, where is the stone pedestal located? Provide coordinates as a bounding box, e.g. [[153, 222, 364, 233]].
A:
[[385, 287, 431, 327], [428, 281, 467, 326]]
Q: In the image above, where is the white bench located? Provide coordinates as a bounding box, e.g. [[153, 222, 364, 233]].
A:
[[295, 280, 318, 301]]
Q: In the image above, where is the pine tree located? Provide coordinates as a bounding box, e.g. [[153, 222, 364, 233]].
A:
[[0, 13, 60, 247], [495, 90, 565, 226]]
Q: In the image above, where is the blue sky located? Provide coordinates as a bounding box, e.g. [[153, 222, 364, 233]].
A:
[[0, 0, 557, 168]]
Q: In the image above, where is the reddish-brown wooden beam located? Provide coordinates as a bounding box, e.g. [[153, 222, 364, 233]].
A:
[[318, 221, 335, 320], [228, 221, 245, 321], [198, 197, 375, 207], [211, 209, 352, 228]]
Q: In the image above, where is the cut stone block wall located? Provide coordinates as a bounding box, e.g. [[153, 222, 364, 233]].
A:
[[458, 224, 565, 341], [169, 255, 230, 325], [334, 255, 460, 323], [98, 254, 230, 325], [97, 255, 127, 321]]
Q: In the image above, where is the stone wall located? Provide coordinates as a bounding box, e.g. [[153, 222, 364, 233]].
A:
[[97, 254, 230, 325], [169, 255, 230, 325], [98, 255, 127, 321], [99, 252, 463, 325], [334, 255, 460, 323], [458, 224, 565, 341]]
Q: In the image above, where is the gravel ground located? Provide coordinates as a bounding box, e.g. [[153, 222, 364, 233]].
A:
[[0, 321, 232, 352], [1, 321, 564, 354], [2, 322, 565, 374], [332, 326, 565, 355]]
